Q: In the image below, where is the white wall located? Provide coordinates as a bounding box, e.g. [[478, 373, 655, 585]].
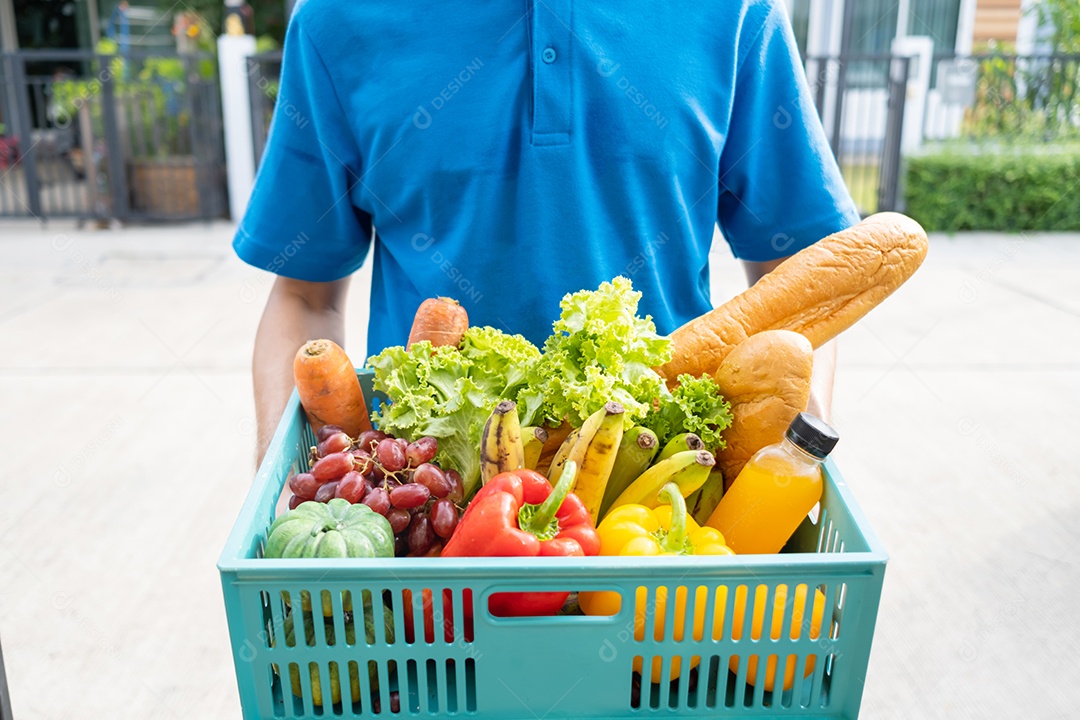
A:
[[956, 0, 978, 54], [219, 35, 258, 221]]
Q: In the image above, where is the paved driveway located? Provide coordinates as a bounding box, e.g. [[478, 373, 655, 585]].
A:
[[0, 220, 1077, 718]]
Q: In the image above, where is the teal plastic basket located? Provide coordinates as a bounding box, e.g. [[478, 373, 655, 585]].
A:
[[219, 372, 887, 719]]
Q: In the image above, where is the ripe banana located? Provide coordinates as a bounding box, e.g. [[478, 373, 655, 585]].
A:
[[609, 449, 715, 511], [657, 432, 705, 462], [521, 426, 549, 471], [559, 402, 626, 523], [599, 425, 659, 519], [689, 468, 726, 525], [546, 427, 580, 479], [480, 400, 525, 484]]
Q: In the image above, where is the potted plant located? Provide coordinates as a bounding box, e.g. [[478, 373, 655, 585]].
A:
[[122, 51, 210, 217], [50, 35, 221, 219]]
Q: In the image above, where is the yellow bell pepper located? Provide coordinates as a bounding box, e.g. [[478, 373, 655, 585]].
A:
[[579, 483, 828, 691], [579, 483, 733, 682]]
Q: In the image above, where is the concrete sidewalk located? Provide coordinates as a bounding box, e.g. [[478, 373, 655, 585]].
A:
[[0, 220, 1077, 718]]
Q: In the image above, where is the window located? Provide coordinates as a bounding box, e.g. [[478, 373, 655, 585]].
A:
[[846, 0, 899, 56], [908, 0, 962, 54], [841, 0, 962, 56]]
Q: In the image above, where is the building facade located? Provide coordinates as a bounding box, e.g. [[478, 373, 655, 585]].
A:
[[0, 0, 1039, 55], [0, 0, 174, 53], [784, 0, 1033, 58]]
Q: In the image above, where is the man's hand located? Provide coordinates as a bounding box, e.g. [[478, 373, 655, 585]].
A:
[[742, 259, 835, 422], [252, 276, 351, 466]]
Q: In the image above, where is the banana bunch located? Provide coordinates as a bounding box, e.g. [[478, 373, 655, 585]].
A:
[[606, 449, 715, 512], [598, 426, 660, 517], [546, 402, 626, 523], [657, 432, 705, 461], [593, 430, 720, 519], [480, 400, 525, 484], [479, 398, 724, 525], [522, 426, 549, 471], [688, 468, 726, 523], [479, 402, 558, 483]]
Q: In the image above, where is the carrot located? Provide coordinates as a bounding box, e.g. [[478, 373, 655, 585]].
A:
[[293, 339, 372, 438], [407, 297, 469, 350]]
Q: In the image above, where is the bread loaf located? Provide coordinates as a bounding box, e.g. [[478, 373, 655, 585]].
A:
[[712, 330, 814, 485], [658, 212, 928, 383]]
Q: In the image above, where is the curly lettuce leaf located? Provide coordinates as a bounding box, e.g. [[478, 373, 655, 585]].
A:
[[367, 328, 540, 496], [521, 277, 672, 428], [460, 325, 539, 395], [642, 374, 733, 452]]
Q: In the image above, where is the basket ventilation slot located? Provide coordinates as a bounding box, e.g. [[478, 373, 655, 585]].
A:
[[268, 656, 477, 717], [623, 581, 846, 713]]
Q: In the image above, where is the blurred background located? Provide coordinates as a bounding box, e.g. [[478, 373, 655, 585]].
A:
[[1, 0, 1078, 227], [0, 0, 1078, 718]]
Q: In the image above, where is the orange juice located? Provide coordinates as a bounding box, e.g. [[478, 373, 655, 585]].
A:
[[706, 413, 838, 554]]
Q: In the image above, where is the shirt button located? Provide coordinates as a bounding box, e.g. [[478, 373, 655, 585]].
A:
[[542, 47, 557, 64]]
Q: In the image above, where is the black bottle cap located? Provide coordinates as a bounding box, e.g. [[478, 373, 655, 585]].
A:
[[785, 413, 839, 459]]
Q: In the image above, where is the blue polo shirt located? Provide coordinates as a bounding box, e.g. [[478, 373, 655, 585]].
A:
[[234, 0, 858, 354]]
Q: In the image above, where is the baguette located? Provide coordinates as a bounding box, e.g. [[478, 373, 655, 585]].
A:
[[657, 212, 928, 383]]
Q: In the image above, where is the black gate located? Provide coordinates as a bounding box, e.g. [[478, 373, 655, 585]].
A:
[[805, 54, 911, 215], [0, 50, 228, 222]]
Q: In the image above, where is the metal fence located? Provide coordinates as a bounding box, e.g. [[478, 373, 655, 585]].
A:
[[924, 53, 1080, 143], [4, 46, 1072, 225], [238, 50, 1078, 221], [241, 50, 912, 216], [0, 50, 228, 222], [805, 54, 911, 215]]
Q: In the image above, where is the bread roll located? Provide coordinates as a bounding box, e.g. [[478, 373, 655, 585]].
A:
[[658, 212, 928, 383], [712, 331, 814, 485]]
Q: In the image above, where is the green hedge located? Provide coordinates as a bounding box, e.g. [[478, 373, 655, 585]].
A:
[[904, 148, 1080, 232]]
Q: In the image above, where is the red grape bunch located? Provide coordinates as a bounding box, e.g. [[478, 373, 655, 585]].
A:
[[286, 424, 463, 556]]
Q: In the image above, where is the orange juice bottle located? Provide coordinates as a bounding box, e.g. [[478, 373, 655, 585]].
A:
[[706, 413, 839, 554]]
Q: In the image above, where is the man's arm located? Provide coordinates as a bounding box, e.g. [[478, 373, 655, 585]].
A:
[[742, 259, 835, 422], [252, 276, 351, 465]]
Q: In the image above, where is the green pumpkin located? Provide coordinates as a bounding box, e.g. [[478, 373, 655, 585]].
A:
[[265, 499, 394, 560]]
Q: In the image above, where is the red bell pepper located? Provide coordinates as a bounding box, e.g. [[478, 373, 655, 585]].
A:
[[442, 462, 600, 617]]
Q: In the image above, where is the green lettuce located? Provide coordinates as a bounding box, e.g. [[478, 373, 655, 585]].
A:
[[642, 374, 733, 452], [368, 278, 733, 494], [519, 277, 673, 428], [367, 327, 540, 497]]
